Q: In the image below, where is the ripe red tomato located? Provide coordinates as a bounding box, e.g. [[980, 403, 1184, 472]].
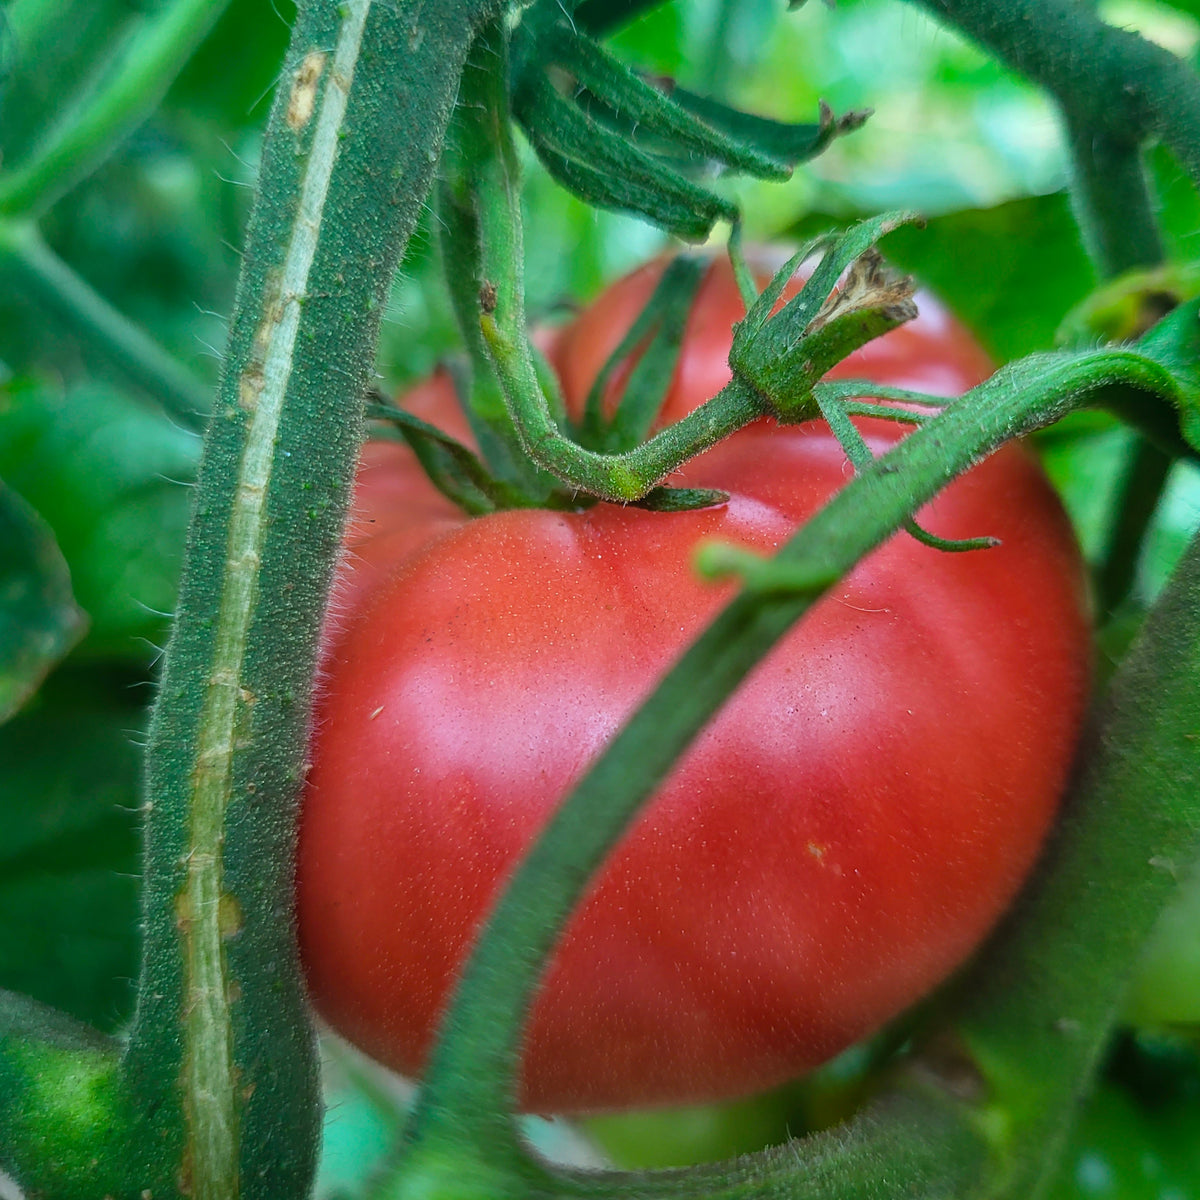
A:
[[298, 256, 1091, 1113]]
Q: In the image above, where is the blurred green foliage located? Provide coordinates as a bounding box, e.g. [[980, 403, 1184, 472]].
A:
[[0, 0, 1198, 1193]]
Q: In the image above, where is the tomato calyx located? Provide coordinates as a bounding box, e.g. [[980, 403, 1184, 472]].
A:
[[365, 392, 729, 517], [377, 217, 953, 519], [727, 218, 919, 425], [508, 0, 865, 243]]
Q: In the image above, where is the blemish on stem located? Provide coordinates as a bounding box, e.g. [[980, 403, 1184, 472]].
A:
[[287, 51, 328, 132]]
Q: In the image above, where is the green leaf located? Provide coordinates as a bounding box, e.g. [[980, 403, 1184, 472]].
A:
[[582, 253, 707, 448], [879, 193, 1096, 363], [668, 86, 836, 163], [0, 376, 197, 660], [0, 482, 87, 723], [792, 192, 1097, 364], [0, 674, 143, 1032], [1043, 1066, 1200, 1200]]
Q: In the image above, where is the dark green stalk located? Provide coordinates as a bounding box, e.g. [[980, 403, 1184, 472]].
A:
[[1096, 437, 1174, 614], [909, 0, 1184, 312], [1063, 114, 1164, 279], [383, 331, 1200, 1197], [0, 0, 503, 1195], [911, 0, 1200, 186], [0, 217, 210, 428], [911, 0, 1189, 567]]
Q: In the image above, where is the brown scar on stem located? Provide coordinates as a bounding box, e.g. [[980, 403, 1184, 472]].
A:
[[287, 51, 328, 133]]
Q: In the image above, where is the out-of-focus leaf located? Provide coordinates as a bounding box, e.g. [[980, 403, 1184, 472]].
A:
[[1043, 1041, 1200, 1200], [169, 0, 295, 124], [1127, 860, 1200, 1027], [0, 0, 137, 165], [0, 376, 198, 660], [0, 674, 143, 1031], [0, 481, 87, 722], [880, 193, 1096, 362], [787, 193, 1095, 362]]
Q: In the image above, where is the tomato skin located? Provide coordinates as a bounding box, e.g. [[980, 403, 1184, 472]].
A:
[[299, 257, 1091, 1113]]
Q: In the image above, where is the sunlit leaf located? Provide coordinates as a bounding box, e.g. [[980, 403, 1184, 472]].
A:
[[0, 482, 87, 723]]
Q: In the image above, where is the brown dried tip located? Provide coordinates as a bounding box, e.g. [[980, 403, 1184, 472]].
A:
[[837, 107, 873, 133], [818, 99, 834, 132], [808, 249, 917, 333], [479, 280, 498, 314]]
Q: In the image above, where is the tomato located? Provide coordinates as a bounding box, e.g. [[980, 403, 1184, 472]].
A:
[[298, 255, 1091, 1113]]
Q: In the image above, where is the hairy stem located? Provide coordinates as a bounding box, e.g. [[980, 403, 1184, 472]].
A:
[[0, 0, 505, 1196], [924, 522, 1200, 1199], [912, 0, 1200, 184], [1064, 115, 1164, 279]]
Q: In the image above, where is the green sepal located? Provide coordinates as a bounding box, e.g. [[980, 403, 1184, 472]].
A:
[[668, 88, 862, 165], [630, 485, 729, 511], [0, 482, 87, 724], [765, 212, 918, 349], [514, 73, 737, 241], [731, 215, 920, 420], [511, 4, 859, 240], [581, 254, 708, 448], [366, 400, 532, 515], [544, 27, 792, 179]]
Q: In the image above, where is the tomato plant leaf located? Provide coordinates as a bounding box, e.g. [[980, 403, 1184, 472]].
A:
[[583, 253, 707, 448], [1131, 298, 1200, 454], [0, 677, 142, 1032], [878, 194, 1097, 363], [0, 376, 197, 660], [0, 482, 87, 724]]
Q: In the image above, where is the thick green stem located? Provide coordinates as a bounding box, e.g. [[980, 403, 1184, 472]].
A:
[[0, 0, 503, 1196], [1096, 437, 1173, 614], [910, 0, 1190, 465], [0, 217, 210, 427], [911, 0, 1200, 185], [0, 0, 233, 216], [1064, 115, 1164, 280]]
